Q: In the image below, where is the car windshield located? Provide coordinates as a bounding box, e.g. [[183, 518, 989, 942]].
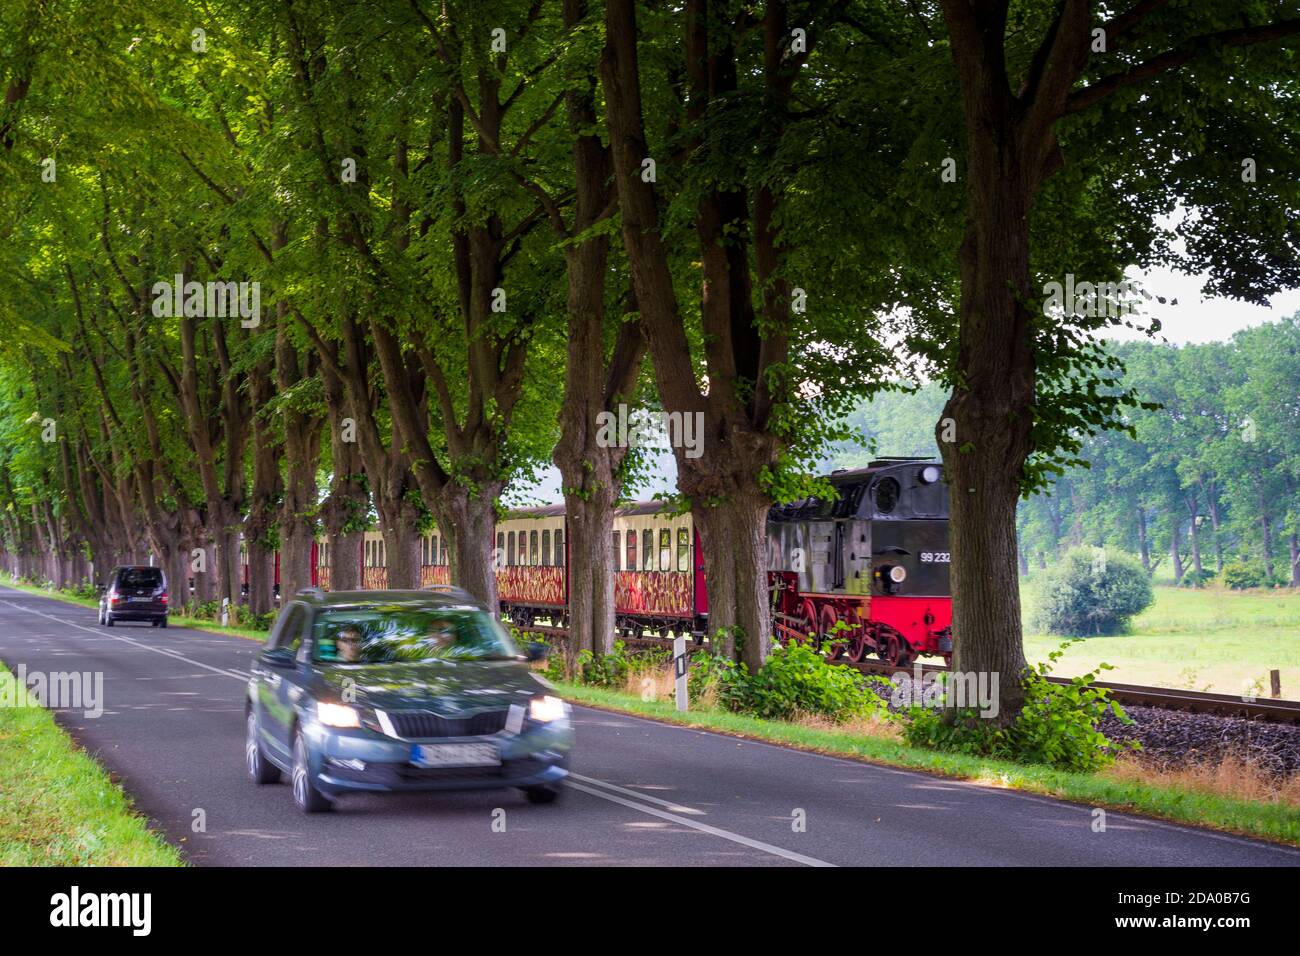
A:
[[311, 605, 520, 664], [120, 568, 162, 588]]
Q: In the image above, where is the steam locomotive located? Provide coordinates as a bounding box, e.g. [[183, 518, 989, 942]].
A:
[[243, 457, 954, 665]]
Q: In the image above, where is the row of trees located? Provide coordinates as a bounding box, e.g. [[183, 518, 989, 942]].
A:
[[1018, 320, 1300, 586], [2, 0, 1298, 716]]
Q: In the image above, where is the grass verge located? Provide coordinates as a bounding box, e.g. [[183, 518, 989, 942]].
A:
[[0, 664, 184, 865], [553, 680, 1300, 848], [0, 575, 269, 642]]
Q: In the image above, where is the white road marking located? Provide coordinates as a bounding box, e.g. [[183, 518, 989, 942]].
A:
[[0, 598, 250, 683], [566, 777, 835, 867]]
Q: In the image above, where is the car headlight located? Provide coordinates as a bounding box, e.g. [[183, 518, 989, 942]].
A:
[[316, 702, 361, 728], [920, 465, 942, 484], [529, 695, 568, 723], [889, 565, 907, 583]]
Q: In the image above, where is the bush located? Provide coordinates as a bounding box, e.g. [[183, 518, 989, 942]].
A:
[[65, 582, 99, 601], [901, 642, 1137, 773], [1178, 568, 1216, 588], [1221, 559, 1285, 590], [687, 642, 888, 723], [1031, 548, 1153, 636]]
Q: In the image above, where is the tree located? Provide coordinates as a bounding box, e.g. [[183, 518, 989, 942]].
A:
[[932, 0, 1300, 718]]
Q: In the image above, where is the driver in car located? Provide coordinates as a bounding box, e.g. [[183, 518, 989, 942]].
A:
[[336, 626, 364, 663]]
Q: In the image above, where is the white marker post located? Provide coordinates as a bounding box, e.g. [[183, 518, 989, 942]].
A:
[[221, 596, 230, 627], [673, 635, 688, 712]]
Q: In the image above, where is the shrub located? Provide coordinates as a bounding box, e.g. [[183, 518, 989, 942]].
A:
[[1178, 568, 1216, 588], [1031, 547, 1153, 636], [1221, 559, 1285, 590], [65, 582, 99, 601], [742, 641, 889, 722], [686, 642, 888, 723], [901, 642, 1137, 773]]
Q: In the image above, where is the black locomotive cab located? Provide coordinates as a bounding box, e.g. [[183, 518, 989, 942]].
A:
[[766, 458, 950, 599]]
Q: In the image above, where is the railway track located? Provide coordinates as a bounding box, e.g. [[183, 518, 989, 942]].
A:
[[522, 625, 1300, 724]]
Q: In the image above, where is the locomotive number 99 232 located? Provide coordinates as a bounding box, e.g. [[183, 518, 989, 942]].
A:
[[919, 552, 951, 563]]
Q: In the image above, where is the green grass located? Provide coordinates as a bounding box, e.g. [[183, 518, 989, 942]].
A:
[[554, 680, 1300, 847], [0, 664, 184, 865], [0, 575, 270, 643], [1022, 584, 1300, 696]]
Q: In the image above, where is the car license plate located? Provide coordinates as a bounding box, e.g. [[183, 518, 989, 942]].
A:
[[411, 743, 500, 769], [129, 596, 151, 603]]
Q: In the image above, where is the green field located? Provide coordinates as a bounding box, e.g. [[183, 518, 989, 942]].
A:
[[1021, 584, 1300, 697]]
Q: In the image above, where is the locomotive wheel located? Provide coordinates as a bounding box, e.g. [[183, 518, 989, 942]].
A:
[[819, 605, 843, 660], [795, 601, 818, 645], [843, 609, 868, 662], [882, 634, 902, 667]]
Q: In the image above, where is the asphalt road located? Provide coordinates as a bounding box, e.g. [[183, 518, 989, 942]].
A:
[[1, 585, 1296, 867]]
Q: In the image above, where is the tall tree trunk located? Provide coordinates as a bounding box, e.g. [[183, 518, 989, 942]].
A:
[[935, 170, 1036, 721], [1185, 492, 1202, 576], [1137, 505, 1150, 575], [437, 485, 503, 606], [1169, 518, 1184, 584]]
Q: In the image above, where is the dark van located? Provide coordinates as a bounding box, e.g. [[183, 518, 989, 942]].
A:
[[99, 566, 169, 627]]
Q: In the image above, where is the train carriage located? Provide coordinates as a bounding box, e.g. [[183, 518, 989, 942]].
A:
[[611, 505, 706, 637], [495, 505, 567, 627], [242, 457, 953, 664]]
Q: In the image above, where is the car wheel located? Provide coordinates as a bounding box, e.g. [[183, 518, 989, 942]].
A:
[[97, 609, 104, 625], [523, 784, 562, 805], [105, 614, 114, 627], [150, 619, 160, 628], [246, 710, 281, 785], [291, 730, 332, 813], [161, 617, 168, 628]]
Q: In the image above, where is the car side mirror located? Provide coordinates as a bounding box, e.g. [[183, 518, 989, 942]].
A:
[[524, 642, 549, 662], [260, 648, 297, 669]]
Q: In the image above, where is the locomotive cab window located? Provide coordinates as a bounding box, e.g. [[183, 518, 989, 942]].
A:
[[873, 477, 900, 514]]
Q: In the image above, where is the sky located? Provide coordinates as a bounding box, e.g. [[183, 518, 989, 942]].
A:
[[504, 267, 1300, 508]]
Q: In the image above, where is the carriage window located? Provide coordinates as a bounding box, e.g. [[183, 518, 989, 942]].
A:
[[496, 533, 505, 567], [431, 535, 438, 565], [440, 538, 448, 566], [659, 529, 672, 570], [611, 531, 621, 571], [554, 530, 564, 566], [379, 539, 386, 567], [677, 527, 690, 572], [507, 531, 516, 566], [874, 477, 900, 515], [643, 529, 654, 571], [626, 530, 637, 570], [542, 530, 551, 567], [530, 530, 539, 566]]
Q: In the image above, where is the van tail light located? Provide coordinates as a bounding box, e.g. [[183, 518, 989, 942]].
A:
[[160, 593, 168, 604]]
